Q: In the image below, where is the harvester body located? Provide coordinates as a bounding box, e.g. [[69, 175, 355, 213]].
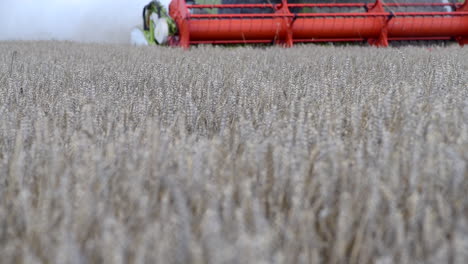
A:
[[166, 0, 468, 47]]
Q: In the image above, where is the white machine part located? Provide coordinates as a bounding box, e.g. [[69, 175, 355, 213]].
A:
[[154, 18, 169, 44], [130, 28, 149, 46], [130, 13, 169, 46]]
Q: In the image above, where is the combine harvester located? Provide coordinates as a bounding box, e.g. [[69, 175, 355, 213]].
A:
[[132, 0, 468, 47]]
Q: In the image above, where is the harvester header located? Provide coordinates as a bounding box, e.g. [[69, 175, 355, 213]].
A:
[[134, 0, 468, 47]]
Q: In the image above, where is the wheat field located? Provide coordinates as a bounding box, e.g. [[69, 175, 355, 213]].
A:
[[0, 41, 467, 264]]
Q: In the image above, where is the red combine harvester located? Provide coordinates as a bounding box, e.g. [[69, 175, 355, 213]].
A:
[[132, 0, 468, 47]]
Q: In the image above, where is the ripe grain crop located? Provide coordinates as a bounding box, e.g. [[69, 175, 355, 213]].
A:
[[0, 41, 467, 264]]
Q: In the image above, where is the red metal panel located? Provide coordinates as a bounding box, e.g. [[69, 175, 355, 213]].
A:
[[187, 16, 468, 40], [388, 17, 468, 37], [188, 19, 287, 41]]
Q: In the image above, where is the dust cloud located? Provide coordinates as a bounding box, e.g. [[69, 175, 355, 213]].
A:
[[0, 0, 170, 44]]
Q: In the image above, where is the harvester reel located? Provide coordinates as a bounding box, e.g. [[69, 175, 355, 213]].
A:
[[168, 0, 468, 48]]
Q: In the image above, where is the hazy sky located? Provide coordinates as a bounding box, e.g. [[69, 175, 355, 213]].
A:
[[0, 0, 171, 43]]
